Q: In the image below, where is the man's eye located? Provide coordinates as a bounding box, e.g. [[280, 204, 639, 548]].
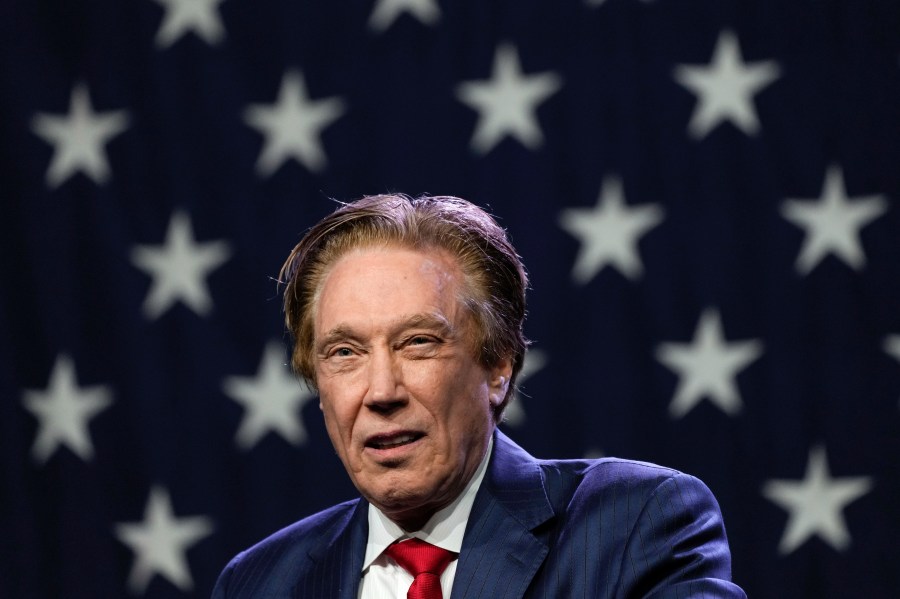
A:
[[332, 347, 355, 357], [409, 336, 433, 345]]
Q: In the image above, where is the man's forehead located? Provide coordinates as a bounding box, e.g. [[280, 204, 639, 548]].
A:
[[314, 246, 467, 327], [332, 243, 459, 273], [319, 246, 462, 295], [318, 312, 455, 342]]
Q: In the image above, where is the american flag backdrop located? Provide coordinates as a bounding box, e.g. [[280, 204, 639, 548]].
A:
[[2, 0, 900, 597]]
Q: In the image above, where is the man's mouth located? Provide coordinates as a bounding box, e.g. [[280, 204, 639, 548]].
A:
[[366, 432, 424, 450]]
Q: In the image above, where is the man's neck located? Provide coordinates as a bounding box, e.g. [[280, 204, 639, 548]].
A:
[[362, 434, 494, 567]]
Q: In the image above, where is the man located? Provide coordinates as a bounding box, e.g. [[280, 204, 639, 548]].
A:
[[213, 194, 746, 598]]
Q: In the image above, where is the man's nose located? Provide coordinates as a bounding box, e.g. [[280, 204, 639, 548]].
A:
[[363, 350, 406, 409]]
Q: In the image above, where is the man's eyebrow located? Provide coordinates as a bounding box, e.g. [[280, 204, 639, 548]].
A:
[[316, 313, 456, 351], [400, 313, 454, 335], [316, 325, 359, 351]]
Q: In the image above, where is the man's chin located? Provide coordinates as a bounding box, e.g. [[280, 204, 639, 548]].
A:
[[364, 482, 429, 510], [370, 492, 445, 531], [362, 478, 443, 513]]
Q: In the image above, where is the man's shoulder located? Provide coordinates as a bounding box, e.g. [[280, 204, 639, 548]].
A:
[[240, 497, 360, 559], [534, 455, 712, 509], [492, 432, 711, 510], [539, 454, 682, 484], [213, 498, 362, 597]]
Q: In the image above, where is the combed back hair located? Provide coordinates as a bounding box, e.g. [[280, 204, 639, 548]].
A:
[[278, 193, 529, 418]]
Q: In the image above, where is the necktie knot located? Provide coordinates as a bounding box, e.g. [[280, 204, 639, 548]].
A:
[[384, 538, 456, 599]]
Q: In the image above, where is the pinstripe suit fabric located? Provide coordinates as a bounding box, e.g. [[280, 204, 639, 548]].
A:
[[212, 431, 746, 598]]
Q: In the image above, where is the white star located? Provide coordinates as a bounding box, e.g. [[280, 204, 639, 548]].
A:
[[114, 486, 214, 593], [655, 309, 763, 418], [153, 0, 226, 48], [780, 166, 888, 275], [455, 43, 562, 155], [30, 83, 130, 188], [222, 341, 316, 449], [883, 334, 900, 408], [20, 355, 113, 463], [558, 177, 664, 283], [762, 445, 873, 554], [673, 30, 780, 138], [503, 348, 549, 427], [130, 210, 232, 319], [368, 0, 440, 32], [243, 70, 346, 175], [884, 334, 900, 363]]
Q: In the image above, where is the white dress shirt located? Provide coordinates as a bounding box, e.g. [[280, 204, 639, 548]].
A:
[[358, 437, 493, 599]]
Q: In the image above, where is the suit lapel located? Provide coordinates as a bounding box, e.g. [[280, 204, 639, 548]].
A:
[[292, 499, 369, 599], [287, 433, 551, 599], [451, 431, 555, 599]]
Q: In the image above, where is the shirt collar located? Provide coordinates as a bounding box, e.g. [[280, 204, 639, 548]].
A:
[[361, 434, 493, 571]]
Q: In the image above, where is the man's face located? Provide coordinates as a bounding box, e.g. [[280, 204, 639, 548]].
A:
[[313, 245, 510, 530]]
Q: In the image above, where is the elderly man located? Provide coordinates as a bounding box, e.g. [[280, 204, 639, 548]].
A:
[[213, 194, 746, 598]]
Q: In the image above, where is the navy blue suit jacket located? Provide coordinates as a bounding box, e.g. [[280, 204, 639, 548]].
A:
[[213, 431, 746, 598]]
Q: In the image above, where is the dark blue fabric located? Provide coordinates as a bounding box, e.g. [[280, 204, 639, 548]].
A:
[[6, 2, 900, 597], [212, 431, 745, 598]]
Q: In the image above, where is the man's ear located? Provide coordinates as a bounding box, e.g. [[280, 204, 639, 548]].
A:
[[488, 358, 514, 408]]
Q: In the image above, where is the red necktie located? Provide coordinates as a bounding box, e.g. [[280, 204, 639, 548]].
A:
[[384, 538, 456, 599]]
